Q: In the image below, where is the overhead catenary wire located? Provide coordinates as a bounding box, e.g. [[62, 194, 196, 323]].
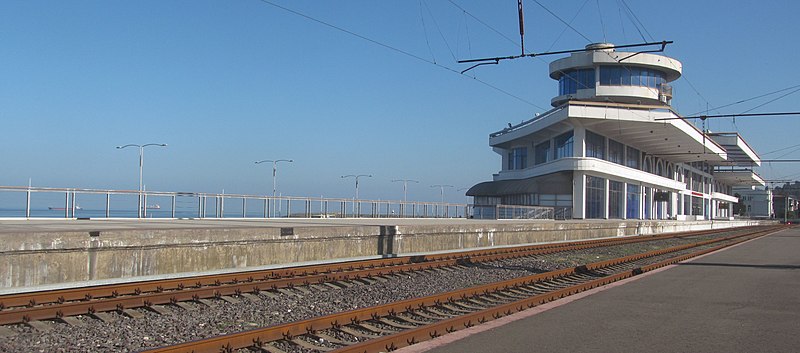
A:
[[254, 0, 544, 109]]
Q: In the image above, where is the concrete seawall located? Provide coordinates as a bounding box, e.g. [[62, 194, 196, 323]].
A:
[[0, 218, 772, 291]]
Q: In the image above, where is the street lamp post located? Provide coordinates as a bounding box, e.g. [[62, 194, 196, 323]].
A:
[[342, 174, 372, 216], [431, 184, 454, 204], [255, 159, 293, 217], [116, 143, 167, 218], [391, 179, 419, 202], [431, 184, 454, 217]]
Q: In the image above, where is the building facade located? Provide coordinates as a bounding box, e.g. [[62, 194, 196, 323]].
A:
[[468, 43, 764, 220]]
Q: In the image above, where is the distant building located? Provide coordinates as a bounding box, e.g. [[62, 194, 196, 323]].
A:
[[772, 194, 799, 220], [734, 187, 772, 219], [467, 43, 764, 220]]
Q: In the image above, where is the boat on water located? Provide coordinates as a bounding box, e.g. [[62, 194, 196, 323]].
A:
[[48, 206, 82, 211], [146, 204, 161, 210]]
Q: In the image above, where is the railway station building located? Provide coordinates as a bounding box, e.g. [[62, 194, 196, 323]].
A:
[[467, 43, 764, 220]]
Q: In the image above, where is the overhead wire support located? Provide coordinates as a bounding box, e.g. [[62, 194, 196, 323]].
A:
[[655, 112, 800, 121], [458, 40, 673, 72]]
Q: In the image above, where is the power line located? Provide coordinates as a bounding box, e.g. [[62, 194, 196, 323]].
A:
[[655, 112, 800, 121], [254, 0, 544, 109], [687, 84, 800, 116]]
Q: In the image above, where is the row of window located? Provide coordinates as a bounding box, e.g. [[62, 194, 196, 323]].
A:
[[557, 66, 667, 96]]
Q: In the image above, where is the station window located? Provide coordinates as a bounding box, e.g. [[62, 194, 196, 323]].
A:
[[609, 180, 624, 219], [586, 176, 606, 219], [608, 139, 624, 165], [585, 130, 605, 159], [558, 68, 595, 96], [599, 66, 665, 88], [534, 141, 551, 165], [553, 131, 574, 159], [626, 184, 640, 219], [626, 146, 640, 169], [507, 147, 527, 170]]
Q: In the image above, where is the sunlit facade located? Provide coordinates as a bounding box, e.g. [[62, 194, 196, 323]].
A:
[[468, 43, 764, 220]]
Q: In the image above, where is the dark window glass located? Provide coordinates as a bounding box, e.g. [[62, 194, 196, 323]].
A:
[[608, 139, 624, 165], [610, 67, 621, 85], [534, 141, 551, 165], [621, 67, 631, 85], [508, 147, 527, 170], [586, 176, 605, 219], [609, 180, 624, 219], [626, 184, 640, 219], [554, 131, 574, 159], [585, 130, 605, 159], [626, 146, 640, 169]]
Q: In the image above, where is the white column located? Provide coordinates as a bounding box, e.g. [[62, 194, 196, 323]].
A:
[[573, 126, 586, 158], [670, 192, 678, 219], [573, 172, 586, 219], [622, 182, 628, 219], [603, 178, 610, 219]]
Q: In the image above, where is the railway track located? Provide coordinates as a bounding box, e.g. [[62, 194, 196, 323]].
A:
[[0, 226, 747, 327], [141, 224, 785, 353]]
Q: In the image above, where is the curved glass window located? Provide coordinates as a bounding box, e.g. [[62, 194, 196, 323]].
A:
[[599, 66, 665, 88], [558, 68, 595, 96]]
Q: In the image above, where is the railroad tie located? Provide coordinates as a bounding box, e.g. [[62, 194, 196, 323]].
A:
[[395, 313, 432, 325], [465, 298, 489, 309], [441, 303, 474, 314], [310, 284, 329, 291], [295, 286, 313, 295], [507, 288, 533, 297], [172, 301, 196, 311], [262, 290, 280, 299], [0, 326, 17, 338], [413, 310, 446, 320], [122, 309, 145, 319], [290, 337, 335, 352], [220, 295, 241, 304], [252, 342, 290, 353], [310, 332, 353, 346], [240, 293, 261, 302], [427, 307, 458, 317], [144, 305, 171, 315], [324, 282, 344, 290], [195, 298, 217, 307], [87, 311, 117, 323], [338, 280, 357, 288], [338, 325, 382, 339], [356, 277, 376, 285], [457, 300, 487, 310], [356, 322, 396, 334], [378, 317, 418, 329], [276, 288, 302, 298], [25, 320, 52, 331], [55, 316, 86, 327], [372, 275, 390, 282]]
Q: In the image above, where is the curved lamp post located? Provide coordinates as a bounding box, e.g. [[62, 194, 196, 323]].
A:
[[392, 179, 419, 202], [116, 143, 167, 218], [255, 159, 293, 217]]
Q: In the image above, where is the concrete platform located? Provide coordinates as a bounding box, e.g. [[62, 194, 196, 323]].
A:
[[401, 226, 800, 353], [0, 218, 771, 292]]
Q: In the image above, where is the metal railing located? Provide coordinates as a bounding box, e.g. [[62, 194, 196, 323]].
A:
[[0, 185, 471, 220], [472, 204, 573, 220]]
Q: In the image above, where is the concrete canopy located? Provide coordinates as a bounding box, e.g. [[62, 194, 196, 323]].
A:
[[707, 132, 761, 166], [713, 170, 766, 187], [567, 102, 728, 163]]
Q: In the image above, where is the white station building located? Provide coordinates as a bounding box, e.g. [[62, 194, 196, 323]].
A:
[[467, 43, 764, 220]]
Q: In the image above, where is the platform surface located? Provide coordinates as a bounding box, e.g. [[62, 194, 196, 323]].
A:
[[403, 226, 800, 353]]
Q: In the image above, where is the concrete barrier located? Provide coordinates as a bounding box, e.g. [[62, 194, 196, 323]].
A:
[[0, 219, 772, 291]]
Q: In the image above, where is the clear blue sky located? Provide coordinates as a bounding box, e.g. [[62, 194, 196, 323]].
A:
[[1, 0, 799, 203]]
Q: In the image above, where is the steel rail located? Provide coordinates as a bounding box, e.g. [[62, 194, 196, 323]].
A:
[[142, 225, 784, 353], [0, 226, 758, 325]]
